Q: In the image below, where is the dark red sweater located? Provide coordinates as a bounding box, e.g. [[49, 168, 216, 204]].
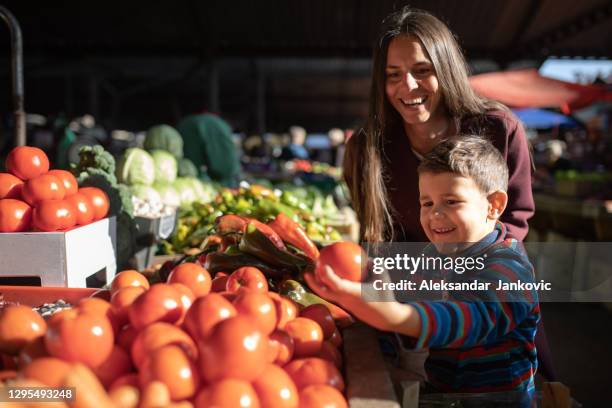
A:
[[381, 110, 534, 242]]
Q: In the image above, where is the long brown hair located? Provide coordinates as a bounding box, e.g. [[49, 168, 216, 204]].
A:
[[344, 6, 508, 242]]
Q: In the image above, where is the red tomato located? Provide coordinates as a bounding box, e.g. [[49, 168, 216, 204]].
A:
[[284, 317, 324, 358], [5, 146, 49, 180], [252, 364, 298, 408], [210, 274, 229, 292], [77, 297, 120, 337], [300, 304, 336, 339], [32, 199, 76, 231], [0, 173, 23, 199], [110, 270, 150, 294], [128, 283, 182, 329], [65, 192, 94, 226], [232, 291, 277, 335], [139, 345, 200, 401], [0, 305, 47, 355], [47, 169, 78, 196], [0, 199, 32, 232], [78, 187, 109, 221], [111, 286, 147, 327], [226, 266, 268, 293], [17, 336, 49, 366], [116, 325, 139, 353], [284, 357, 345, 391], [198, 315, 268, 382], [268, 292, 298, 329], [167, 262, 212, 298], [130, 322, 197, 369], [21, 174, 66, 206], [195, 379, 260, 408], [109, 373, 139, 391], [92, 345, 133, 388], [182, 293, 237, 341], [169, 283, 195, 325], [44, 309, 114, 368], [328, 327, 343, 348], [318, 340, 343, 369], [20, 357, 71, 388], [316, 241, 366, 282], [299, 385, 348, 408], [268, 329, 294, 366]]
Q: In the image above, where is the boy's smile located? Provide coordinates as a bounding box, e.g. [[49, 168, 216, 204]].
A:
[[419, 172, 502, 251]]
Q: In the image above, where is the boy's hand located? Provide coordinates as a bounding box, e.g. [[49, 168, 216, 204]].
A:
[[305, 265, 362, 304]]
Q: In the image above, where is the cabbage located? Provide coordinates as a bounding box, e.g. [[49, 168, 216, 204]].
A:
[[150, 149, 178, 183], [153, 181, 181, 208], [130, 184, 162, 206], [116, 148, 155, 186], [173, 177, 198, 207]]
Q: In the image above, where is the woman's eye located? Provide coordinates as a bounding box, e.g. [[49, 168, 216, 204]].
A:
[[414, 68, 431, 76]]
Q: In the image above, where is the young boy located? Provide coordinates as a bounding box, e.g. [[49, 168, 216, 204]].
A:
[[306, 135, 540, 395]]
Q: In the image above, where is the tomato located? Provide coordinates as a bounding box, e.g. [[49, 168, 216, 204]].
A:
[[169, 283, 195, 324], [116, 325, 139, 353], [195, 379, 260, 408], [182, 293, 237, 340], [268, 292, 298, 329], [284, 317, 324, 358], [318, 340, 343, 369], [139, 345, 200, 400], [0, 173, 23, 199], [167, 262, 212, 298], [300, 304, 336, 339], [316, 241, 366, 282], [77, 297, 120, 337], [284, 357, 345, 391], [329, 327, 343, 348], [210, 273, 229, 292], [130, 322, 197, 369], [21, 174, 66, 206], [268, 329, 294, 365], [91, 345, 133, 389], [198, 315, 268, 382], [109, 373, 139, 391], [252, 364, 298, 408], [110, 269, 150, 294], [20, 357, 71, 387], [17, 336, 49, 366], [299, 385, 348, 408], [110, 286, 147, 327], [47, 169, 78, 196], [226, 266, 269, 293], [232, 291, 277, 335], [0, 199, 32, 232], [79, 187, 110, 221], [65, 192, 94, 226], [6, 146, 49, 180], [44, 309, 114, 368], [0, 305, 47, 355], [32, 198, 76, 231], [128, 283, 182, 329]]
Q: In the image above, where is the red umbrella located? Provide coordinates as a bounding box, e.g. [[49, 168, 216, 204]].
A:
[[469, 68, 612, 114]]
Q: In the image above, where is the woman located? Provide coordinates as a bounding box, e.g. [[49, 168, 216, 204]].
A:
[[343, 7, 556, 381], [344, 7, 534, 243]]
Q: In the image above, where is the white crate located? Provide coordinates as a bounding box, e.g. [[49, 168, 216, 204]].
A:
[[0, 217, 117, 288]]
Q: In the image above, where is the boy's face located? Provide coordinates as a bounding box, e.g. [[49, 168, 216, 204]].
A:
[[419, 172, 505, 252]]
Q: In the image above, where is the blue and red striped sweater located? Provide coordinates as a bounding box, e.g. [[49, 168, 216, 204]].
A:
[[402, 222, 539, 394]]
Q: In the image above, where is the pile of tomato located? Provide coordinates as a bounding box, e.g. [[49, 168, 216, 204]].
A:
[[0, 146, 109, 232], [0, 263, 349, 408]]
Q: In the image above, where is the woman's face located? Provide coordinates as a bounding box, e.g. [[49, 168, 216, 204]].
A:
[[385, 35, 443, 126]]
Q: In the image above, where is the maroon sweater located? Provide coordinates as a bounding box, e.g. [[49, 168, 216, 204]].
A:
[[378, 110, 534, 241]]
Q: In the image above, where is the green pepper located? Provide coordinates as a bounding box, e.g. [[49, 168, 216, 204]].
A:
[[204, 250, 285, 278], [239, 223, 313, 274]]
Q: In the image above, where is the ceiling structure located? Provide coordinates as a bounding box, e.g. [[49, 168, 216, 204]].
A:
[[0, 0, 610, 133]]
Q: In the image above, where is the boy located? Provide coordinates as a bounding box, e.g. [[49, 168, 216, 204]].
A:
[[306, 135, 540, 395]]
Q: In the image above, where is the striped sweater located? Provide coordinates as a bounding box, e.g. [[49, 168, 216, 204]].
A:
[[402, 222, 540, 394]]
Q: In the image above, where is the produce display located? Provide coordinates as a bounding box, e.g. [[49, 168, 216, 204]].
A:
[[0, 146, 109, 232], [0, 213, 356, 407], [163, 183, 344, 255]]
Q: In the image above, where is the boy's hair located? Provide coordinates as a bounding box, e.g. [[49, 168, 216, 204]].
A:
[[417, 135, 509, 194]]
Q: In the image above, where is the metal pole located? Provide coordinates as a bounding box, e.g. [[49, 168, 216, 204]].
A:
[[0, 7, 25, 146]]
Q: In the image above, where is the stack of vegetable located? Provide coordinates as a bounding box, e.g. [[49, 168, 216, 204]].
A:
[[163, 183, 343, 254], [0, 217, 357, 407], [0, 146, 109, 233]]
